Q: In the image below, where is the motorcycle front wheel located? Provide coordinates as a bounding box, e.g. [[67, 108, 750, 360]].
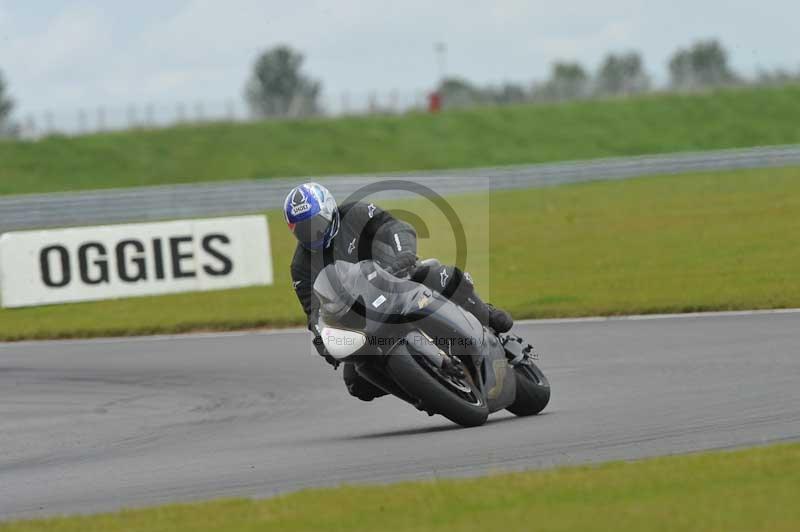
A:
[[386, 348, 489, 428]]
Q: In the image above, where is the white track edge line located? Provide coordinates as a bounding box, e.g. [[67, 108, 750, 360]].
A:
[[516, 307, 800, 325], [2, 308, 800, 348]]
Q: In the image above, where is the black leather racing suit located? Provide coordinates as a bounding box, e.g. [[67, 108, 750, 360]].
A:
[[290, 201, 493, 401]]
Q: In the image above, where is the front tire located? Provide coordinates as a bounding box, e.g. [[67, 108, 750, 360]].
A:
[[507, 362, 551, 417], [386, 349, 489, 428]]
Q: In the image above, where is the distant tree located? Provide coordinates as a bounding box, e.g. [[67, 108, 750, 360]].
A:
[[486, 83, 529, 105], [756, 67, 800, 86], [536, 62, 590, 101], [0, 69, 14, 135], [669, 40, 738, 90], [244, 45, 321, 118], [595, 51, 650, 96], [438, 77, 485, 108]]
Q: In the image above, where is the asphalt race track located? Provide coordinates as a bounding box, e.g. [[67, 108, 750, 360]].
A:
[[1, 311, 799, 520]]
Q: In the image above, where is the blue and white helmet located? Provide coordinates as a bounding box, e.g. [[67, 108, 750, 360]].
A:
[[283, 183, 340, 251]]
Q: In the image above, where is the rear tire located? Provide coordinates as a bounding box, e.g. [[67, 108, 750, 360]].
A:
[[507, 362, 551, 417], [386, 350, 489, 428]]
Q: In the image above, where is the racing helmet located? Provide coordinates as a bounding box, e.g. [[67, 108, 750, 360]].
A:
[[283, 183, 340, 251]]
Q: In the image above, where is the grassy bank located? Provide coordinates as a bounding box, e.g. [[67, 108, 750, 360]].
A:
[[2, 85, 800, 195], [1, 167, 798, 341], [3, 443, 798, 531]]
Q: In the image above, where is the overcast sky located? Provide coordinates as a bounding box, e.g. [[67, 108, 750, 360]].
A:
[[1, 0, 798, 116]]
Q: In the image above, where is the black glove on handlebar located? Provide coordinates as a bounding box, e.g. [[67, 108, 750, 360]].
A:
[[383, 252, 418, 279], [313, 335, 340, 369]]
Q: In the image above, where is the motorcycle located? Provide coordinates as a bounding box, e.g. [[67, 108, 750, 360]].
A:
[[314, 259, 550, 427]]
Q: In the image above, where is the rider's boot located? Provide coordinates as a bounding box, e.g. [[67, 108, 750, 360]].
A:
[[462, 292, 514, 333]]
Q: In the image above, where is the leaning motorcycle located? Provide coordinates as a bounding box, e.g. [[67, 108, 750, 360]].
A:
[[314, 260, 550, 428]]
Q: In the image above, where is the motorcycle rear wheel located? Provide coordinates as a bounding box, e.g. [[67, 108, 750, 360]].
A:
[[507, 361, 551, 417]]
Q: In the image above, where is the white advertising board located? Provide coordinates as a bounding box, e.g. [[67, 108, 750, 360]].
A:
[[0, 216, 273, 308]]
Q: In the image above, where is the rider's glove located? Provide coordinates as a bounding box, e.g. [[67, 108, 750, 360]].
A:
[[313, 335, 340, 369], [383, 252, 418, 279]]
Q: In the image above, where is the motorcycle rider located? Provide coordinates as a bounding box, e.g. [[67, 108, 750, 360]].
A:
[[285, 182, 513, 401]]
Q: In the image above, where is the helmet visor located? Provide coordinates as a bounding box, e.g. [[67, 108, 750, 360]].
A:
[[292, 215, 332, 250]]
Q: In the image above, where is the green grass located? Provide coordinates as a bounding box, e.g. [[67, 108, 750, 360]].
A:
[[2, 85, 800, 195], [1, 167, 799, 341], [2, 443, 798, 531]]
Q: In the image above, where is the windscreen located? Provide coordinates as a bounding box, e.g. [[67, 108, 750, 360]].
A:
[[313, 262, 359, 320], [314, 260, 422, 329]]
